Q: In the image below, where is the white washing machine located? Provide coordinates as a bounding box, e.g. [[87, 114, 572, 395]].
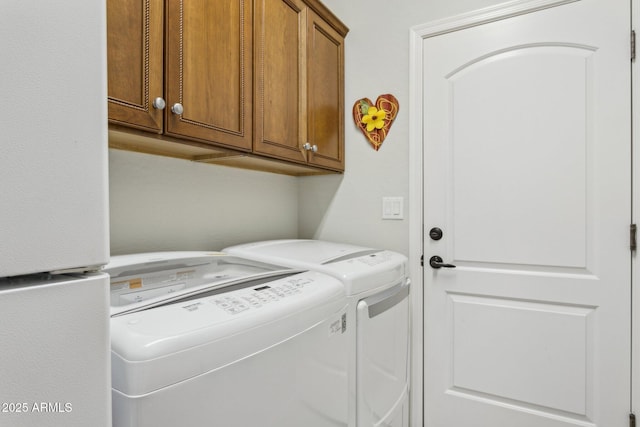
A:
[[224, 240, 410, 427], [105, 251, 349, 427]]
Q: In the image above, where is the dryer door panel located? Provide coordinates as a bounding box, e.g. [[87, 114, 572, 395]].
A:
[[356, 281, 410, 427]]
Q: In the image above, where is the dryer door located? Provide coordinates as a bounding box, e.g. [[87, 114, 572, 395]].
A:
[[356, 280, 410, 427]]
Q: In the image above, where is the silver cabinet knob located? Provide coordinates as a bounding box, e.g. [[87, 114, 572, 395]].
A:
[[171, 103, 184, 115], [152, 97, 166, 110], [303, 143, 318, 152]]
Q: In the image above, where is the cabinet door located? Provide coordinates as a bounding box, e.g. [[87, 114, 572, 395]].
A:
[[165, 0, 253, 150], [254, 0, 308, 163], [107, 0, 164, 133], [306, 10, 345, 171]]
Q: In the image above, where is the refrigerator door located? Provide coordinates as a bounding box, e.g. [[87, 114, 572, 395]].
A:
[[0, 0, 109, 276], [0, 273, 111, 427]]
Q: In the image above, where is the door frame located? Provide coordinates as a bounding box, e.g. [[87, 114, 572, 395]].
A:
[[408, 1, 633, 425], [632, 0, 639, 419]]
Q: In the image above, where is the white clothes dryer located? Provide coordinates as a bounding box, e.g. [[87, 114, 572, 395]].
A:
[[224, 240, 410, 427], [105, 252, 349, 427]]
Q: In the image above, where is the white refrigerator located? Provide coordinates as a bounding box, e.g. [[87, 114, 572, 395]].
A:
[[0, 1, 111, 426]]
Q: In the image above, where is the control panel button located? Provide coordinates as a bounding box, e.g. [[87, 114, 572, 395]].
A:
[[209, 277, 315, 315]]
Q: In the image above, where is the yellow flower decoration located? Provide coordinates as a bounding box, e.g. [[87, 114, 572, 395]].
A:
[[361, 106, 386, 132]]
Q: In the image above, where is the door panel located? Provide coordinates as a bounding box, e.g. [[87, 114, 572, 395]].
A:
[[450, 293, 592, 414], [450, 46, 590, 268], [107, 0, 164, 132], [306, 10, 345, 171], [253, 0, 307, 163], [165, 0, 253, 150], [422, 1, 630, 426]]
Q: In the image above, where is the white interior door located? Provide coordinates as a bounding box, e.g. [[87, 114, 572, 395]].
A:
[[421, 1, 631, 426]]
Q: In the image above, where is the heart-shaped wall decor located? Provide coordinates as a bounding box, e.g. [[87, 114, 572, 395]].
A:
[[352, 94, 399, 151]]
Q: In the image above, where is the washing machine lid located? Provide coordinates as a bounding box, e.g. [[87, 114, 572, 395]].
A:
[[110, 269, 347, 396], [104, 251, 300, 316], [224, 240, 408, 296], [225, 239, 378, 264]]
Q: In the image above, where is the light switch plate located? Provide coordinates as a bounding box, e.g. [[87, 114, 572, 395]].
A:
[[382, 197, 404, 220]]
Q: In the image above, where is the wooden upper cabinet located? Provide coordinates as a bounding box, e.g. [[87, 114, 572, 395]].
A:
[[254, 0, 346, 171], [107, 0, 347, 174], [165, 0, 253, 150], [107, 0, 252, 151], [306, 9, 345, 171], [107, 0, 164, 133]]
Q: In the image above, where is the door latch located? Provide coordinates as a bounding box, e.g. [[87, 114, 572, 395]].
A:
[[429, 227, 443, 240]]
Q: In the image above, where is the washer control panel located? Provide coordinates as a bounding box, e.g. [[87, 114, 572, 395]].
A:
[[354, 251, 395, 267], [211, 278, 312, 315]]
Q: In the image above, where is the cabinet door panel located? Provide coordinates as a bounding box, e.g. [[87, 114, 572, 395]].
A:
[[165, 0, 252, 150], [254, 0, 307, 163], [107, 0, 163, 132], [307, 10, 344, 171]]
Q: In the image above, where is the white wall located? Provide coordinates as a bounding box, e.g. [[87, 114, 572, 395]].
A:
[[109, 150, 298, 255], [299, 0, 508, 256]]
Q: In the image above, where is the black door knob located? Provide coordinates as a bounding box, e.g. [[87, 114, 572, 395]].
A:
[[429, 256, 456, 269]]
